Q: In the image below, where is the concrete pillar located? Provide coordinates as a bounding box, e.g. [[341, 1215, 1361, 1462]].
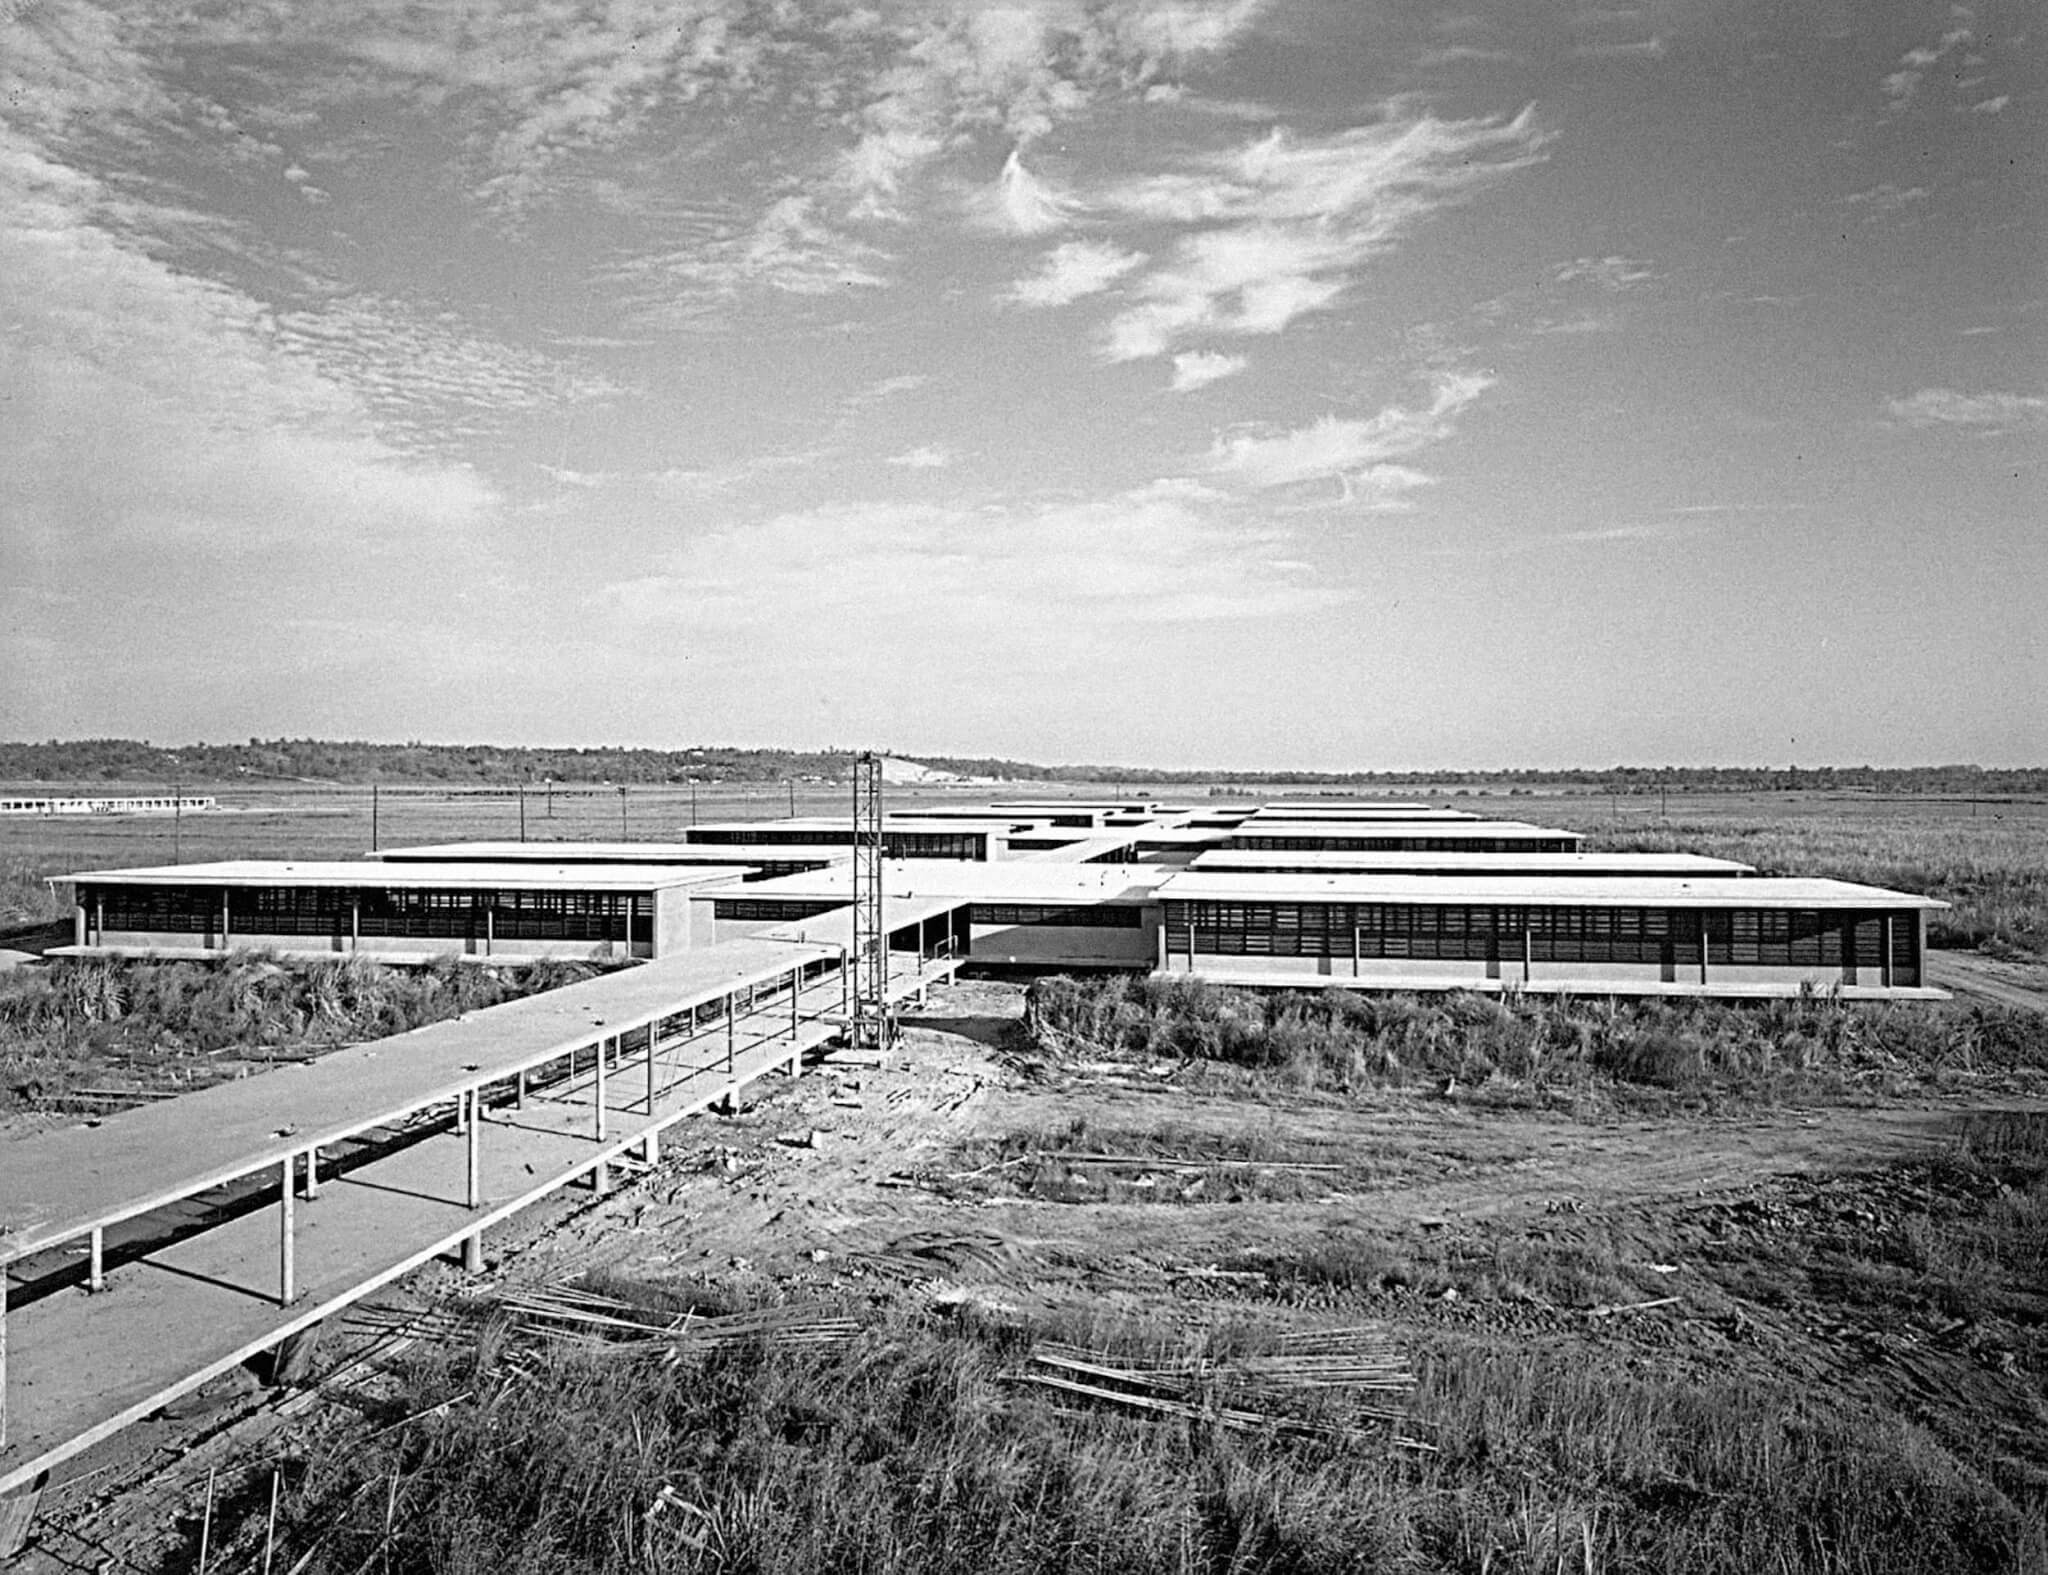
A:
[[89, 1226, 105, 1292], [594, 1039, 608, 1139]]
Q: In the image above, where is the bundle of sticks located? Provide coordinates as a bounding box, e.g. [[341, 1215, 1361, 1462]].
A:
[[1011, 1325, 1422, 1443], [498, 1281, 859, 1354]]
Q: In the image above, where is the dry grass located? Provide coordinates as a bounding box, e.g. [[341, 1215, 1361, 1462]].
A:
[[1022, 974, 2048, 1111], [247, 1213, 2044, 1575], [0, 953, 599, 1111]]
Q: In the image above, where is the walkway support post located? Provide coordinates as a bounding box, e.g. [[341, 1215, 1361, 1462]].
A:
[[594, 1038, 608, 1141], [279, 1159, 296, 1307], [304, 1146, 320, 1200], [89, 1227, 105, 1293], [465, 1092, 481, 1210], [646, 1026, 658, 1114]]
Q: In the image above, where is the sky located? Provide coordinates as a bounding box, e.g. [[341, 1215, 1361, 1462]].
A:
[[1, 0, 2042, 772]]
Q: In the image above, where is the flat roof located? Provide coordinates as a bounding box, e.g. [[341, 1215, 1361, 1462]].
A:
[[1156, 872, 1946, 910], [685, 818, 1017, 835], [1243, 811, 1482, 824], [1259, 800, 1433, 811], [1191, 850, 1755, 876], [374, 841, 848, 865], [59, 859, 755, 893], [722, 860, 1173, 906], [1228, 821, 1581, 842], [1011, 834, 1144, 862]]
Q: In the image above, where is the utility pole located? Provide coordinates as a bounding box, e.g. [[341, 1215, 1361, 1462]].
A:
[[172, 780, 183, 864], [618, 784, 628, 840], [518, 780, 527, 842], [787, 778, 796, 816], [371, 782, 380, 852]]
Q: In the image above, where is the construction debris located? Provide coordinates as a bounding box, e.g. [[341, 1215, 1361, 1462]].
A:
[[497, 1282, 859, 1353], [1006, 1326, 1420, 1443]]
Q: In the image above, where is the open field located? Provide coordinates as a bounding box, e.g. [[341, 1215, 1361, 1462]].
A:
[[17, 979, 2040, 1573], [4, 785, 2047, 1570]]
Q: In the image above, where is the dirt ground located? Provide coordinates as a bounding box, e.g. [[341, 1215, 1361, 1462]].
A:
[[16, 975, 2048, 1571]]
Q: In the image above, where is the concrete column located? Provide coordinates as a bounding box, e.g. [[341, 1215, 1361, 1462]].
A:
[[89, 1227, 104, 1292], [1882, 913, 1894, 989], [594, 1039, 608, 1140], [304, 1147, 320, 1199]]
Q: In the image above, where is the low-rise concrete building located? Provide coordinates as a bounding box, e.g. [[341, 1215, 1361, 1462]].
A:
[[54, 860, 754, 963], [1151, 871, 1943, 998]]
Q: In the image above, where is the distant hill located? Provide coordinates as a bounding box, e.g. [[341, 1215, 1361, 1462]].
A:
[[0, 739, 2041, 796]]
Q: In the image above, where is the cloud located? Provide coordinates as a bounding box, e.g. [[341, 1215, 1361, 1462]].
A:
[[1881, 23, 1975, 114], [833, 0, 1270, 222], [274, 296, 622, 450], [1170, 351, 1248, 392], [1886, 388, 2048, 431], [604, 482, 1352, 648], [1839, 183, 1930, 215], [624, 193, 891, 305], [978, 148, 1080, 234], [885, 444, 955, 469], [1008, 239, 1148, 307], [1969, 95, 2010, 113], [1098, 109, 1545, 362], [1207, 370, 1493, 494], [1574, 37, 1666, 59], [1, 129, 500, 702], [1554, 255, 1661, 290]]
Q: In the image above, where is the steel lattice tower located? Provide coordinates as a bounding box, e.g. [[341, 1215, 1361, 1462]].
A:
[[848, 750, 890, 1048]]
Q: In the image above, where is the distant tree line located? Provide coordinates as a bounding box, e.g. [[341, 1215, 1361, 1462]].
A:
[[0, 740, 2042, 796]]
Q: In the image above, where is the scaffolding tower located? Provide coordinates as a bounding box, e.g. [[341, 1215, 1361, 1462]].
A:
[[847, 750, 892, 1048]]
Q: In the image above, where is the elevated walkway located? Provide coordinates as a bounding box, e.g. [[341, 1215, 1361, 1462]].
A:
[[0, 926, 959, 1501]]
